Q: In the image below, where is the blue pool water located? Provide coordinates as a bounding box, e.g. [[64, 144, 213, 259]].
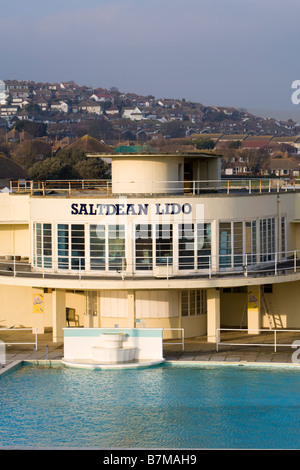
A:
[[0, 363, 300, 449]]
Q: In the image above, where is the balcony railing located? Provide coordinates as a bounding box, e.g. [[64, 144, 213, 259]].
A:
[[9, 178, 300, 196], [1, 250, 300, 281]]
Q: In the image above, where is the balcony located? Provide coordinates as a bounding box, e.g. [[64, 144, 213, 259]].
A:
[[1, 250, 300, 285]]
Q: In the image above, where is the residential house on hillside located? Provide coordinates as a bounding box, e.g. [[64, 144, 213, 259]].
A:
[[90, 93, 114, 103], [261, 156, 300, 177], [106, 105, 119, 117], [50, 101, 69, 113], [79, 101, 103, 115], [122, 107, 143, 121]]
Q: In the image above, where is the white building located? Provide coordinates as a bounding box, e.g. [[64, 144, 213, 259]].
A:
[[1, 151, 300, 348]]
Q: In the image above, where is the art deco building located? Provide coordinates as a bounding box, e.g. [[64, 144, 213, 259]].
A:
[[0, 150, 299, 346]]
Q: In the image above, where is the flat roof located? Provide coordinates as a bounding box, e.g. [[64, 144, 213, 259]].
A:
[[87, 152, 222, 159]]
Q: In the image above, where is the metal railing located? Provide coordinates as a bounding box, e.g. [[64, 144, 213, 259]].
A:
[[216, 328, 300, 352], [0, 328, 38, 350], [9, 178, 300, 196], [163, 328, 184, 351], [1, 249, 300, 280]]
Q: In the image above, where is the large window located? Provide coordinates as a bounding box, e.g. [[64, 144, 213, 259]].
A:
[[181, 290, 207, 316], [179, 224, 194, 270], [281, 216, 286, 258], [197, 223, 211, 269], [71, 224, 85, 270], [108, 225, 125, 271], [233, 221, 243, 267], [135, 224, 153, 270], [57, 224, 85, 270], [260, 217, 275, 262], [156, 224, 172, 266], [57, 224, 69, 270], [33, 223, 52, 268], [245, 220, 257, 264], [90, 224, 105, 270], [219, 222, 231, 268]]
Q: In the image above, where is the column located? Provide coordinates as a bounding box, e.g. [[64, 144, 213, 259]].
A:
[[128, 290, 135, 328], [247, 286, 261, 334], [207, 288, 220, 343], [52, 289, 66, 343]]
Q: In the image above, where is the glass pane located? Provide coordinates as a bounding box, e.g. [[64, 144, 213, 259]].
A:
[[90, 224, 105, 270], [281, 217, 286, 257], [71, 224, 85, 270], [233, 221, 243, 267], [179, 224, 194, 270], [197, 223, 211, 269], [181, 291, 189, 316], [156, 224, 172, 266], [135, 224, 153, 270], [58, 224, 69, 269], [219, 222, 231, 268], [190, 290, 196, 315], [109, 225, 125, 270], [43, 223, 52, 268], [36, 223, 42, 267]]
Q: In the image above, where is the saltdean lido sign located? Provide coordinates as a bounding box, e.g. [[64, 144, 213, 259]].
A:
[[71, 201, 204, 223], [71, 202, 195, 217]]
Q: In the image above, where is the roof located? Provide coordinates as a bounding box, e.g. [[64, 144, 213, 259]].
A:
[[0, 154, 28, 179], [66, 135, 112, 153]]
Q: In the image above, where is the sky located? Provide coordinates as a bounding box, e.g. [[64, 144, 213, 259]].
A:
[[1, 0, 300, 118]]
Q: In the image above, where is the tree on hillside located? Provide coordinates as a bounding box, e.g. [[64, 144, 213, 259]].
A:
[[194, 137, 215, 150], [161, 121, 186, 138], [14, 120, 47, 138], [27, 148, 110, 181]]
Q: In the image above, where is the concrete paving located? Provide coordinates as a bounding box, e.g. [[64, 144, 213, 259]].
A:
[[1, 328, 300, 371], [0, 329, 300, 368]]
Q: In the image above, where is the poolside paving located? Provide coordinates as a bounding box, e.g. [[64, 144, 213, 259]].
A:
[[1, 328, 300, 372]]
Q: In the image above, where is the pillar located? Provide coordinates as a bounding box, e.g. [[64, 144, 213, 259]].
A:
[[52, 289, 66, 343], [128, 290, 135, 328], [207, 288, 220, 343], [247, 286, 261, 334]]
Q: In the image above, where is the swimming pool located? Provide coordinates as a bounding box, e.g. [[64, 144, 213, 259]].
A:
[[1, 363, 300, 449]]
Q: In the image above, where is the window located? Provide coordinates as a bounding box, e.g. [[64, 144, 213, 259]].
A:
[[219, 222, 231, 268], [135, 224, 153, 270], [179, 224, 194, 270], [108, 225, 125, 271], [233, 221, 243, 267], [71, 224, 85, 270], [197, 223, 211, 269], [181, 290, 207, 316], [33, 223, 52, 268], [90, 225, 105, 270], [156, 224, 172, 266], [86, 291, 98, 316], [245, 220, 257, 264], [281, 216, 286, 258], [260, 217, 275, 262], [57, 224, 69, 269], [57, 224, 85, 270]]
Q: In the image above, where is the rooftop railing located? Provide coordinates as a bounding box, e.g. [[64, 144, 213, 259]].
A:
[[9, 178, 300, 196]]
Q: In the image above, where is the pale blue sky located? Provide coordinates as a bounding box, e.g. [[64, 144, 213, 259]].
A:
[[1, 0, 300, 116]]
